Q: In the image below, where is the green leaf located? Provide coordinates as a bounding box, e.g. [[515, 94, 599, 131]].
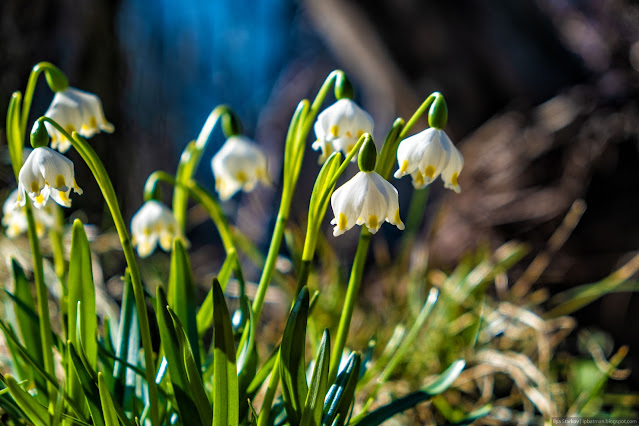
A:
[[68, 341, 105, 426], [197, 249, 237, 337], [67, 220, 98, 418], [280, 287, 310, 424], [443, 405, 492, 426], [237, 295, 258, 423], [247, 348, 278, 395], [168, 239, 200, 371], [301, 329, 331, 426], [167, 309, 213, 425], [212, 277, 239, 426], [309, 152, 341, 222], [6, 91, 23, 178], [7, 259, 46, 403], [98, 373, 121, 426], [323, 352, 361, 426], [156, 286, 204, 426], [4, 374, 50, 425], [112, 271, 138, 411], [354, 360, 466, 426], [422, 360, 465, 395]]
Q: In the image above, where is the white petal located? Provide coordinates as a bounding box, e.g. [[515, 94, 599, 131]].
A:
[[330, 171, 368, 236], [440, 140, 464, 193], [211, 136, 268, 199]]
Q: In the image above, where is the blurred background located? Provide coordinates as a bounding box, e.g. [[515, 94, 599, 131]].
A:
[[1, 0, 639, 396]]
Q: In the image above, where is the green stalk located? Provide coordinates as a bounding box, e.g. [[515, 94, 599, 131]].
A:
[[256, 355, 281, 426], [20, 62, 67, 139], [49, 207, 67, 282], [251, 71, 345, 322], [146, 170, 236, 253], [172, 105, 232, 231], [39, 117, 159, 425], [328, 231, 371, 383]]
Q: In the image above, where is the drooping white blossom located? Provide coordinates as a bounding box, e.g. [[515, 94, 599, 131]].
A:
[[16, 147, 83, 209], [330, 171, 404, 236], [44, 87, 114, 153], [394, 128, 463, 192], [211, 136, 269, 201], [313, 99, 374, 163], [130, 200, 180, 258], [2, 189, 56, 238]]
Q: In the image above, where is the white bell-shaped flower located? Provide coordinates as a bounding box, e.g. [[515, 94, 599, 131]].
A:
[[330, 171, 404, 236], [2, 189, 56, 238], [313, 99, 374, 163], [211, 136, 269, 201], [394, 128, 463, 192], [44, 87, 114, 153], [131, 200, 180, 258], [16, 147, 83, 209]]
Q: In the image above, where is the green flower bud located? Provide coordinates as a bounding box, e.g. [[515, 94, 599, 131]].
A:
[[42, 64, 69, 92], [428, 92, 448, 129], [358, 134, 377, 172], [30, 119, 50, 148], [334, 73, 354, 100], [222, 110, 243, 137]]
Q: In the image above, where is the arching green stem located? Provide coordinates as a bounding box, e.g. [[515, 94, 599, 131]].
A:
[[20, 62, 67, 139], [146, 170, 236, 254], [38, 117, 159, 425], [173, 105, 233, 231]]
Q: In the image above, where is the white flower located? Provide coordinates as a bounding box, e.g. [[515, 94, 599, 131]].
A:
[[330, 171, 404, 236], [44, 87, 114, 153], [312, 99, 374, 163], [130, 200, 180, 258], [394, 128, 464, 192], [2, 189, 56, 238], [16, 147, 83, 209], [211, 136, 269, 201]]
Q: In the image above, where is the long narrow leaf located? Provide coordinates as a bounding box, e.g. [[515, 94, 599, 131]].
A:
[[301, 329, 331, 426], [67, 220, 98, 419], [168, 239, 200, 370], [68, 342, 105, 426], [156, 286, 203, 426], [237, 295, 258, 423], [197, 249, 237, 337], [98, 373, 121, 426], [167, 309, 213, 425], [280, 287, 310, 424], [7, 259, 46, 402], [112, 271, 138, 411], [354, 360, 466, 426], [322, 352, 361, 426], [4, 374, 50, 425], [212, 277, 239, 426]]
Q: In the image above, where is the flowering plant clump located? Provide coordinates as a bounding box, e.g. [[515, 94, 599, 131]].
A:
[[0, 62, 632, 426]]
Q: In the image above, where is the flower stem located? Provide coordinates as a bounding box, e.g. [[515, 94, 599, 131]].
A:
[[49, 207, 67, 282], [39, 117, 159, 425], [256, 354, 281, 426], [329, 230, 371, 383], [146, 170, 236, 253], [20, 62, 65, 140], [173, 105, 232, 231]]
